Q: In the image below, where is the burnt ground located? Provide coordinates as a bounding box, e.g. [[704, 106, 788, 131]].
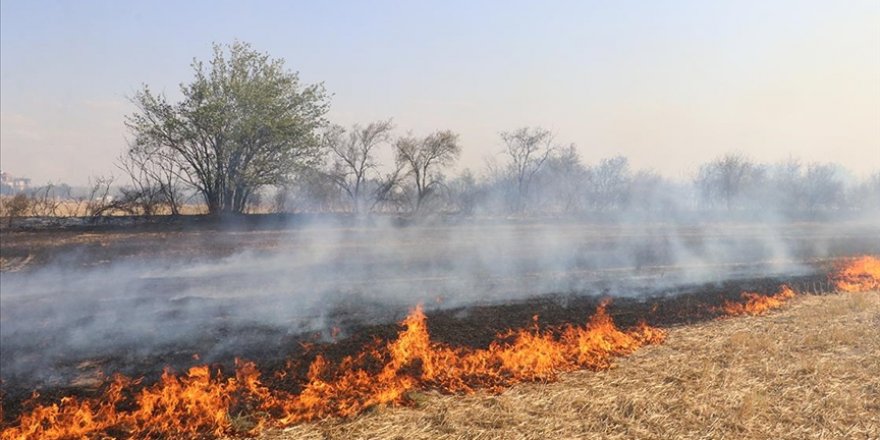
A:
[[0, 270, 837, 423], [1, 219, 878, 424]]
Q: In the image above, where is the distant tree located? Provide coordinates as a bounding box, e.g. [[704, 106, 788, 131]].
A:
[[766, 158, 804, 212], [500, 127, 555, 213], [277, 169, 346, 213], [395, 130, 461, 212], [858, 171, 880, 211], [28, 184, 62, 217], [802, 163, 844, 213], [867, 171, 880, 209], [3, 193, 31, 226], [323, 120, 397, 213], [126, 41, 330, 215], [628, 170, 666, 212], [535, 145, 588, 213], [695, 153, 762, 210], [446, 169, 480, 215], [590, 156, 632, 211], [85, 176, 117, 218]]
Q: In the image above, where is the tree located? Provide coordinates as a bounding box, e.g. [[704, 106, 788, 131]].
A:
[[446, 169, 480, 215], [126, 41, 330, 215], [117, 149, 185, 215], [3, 193, 30, 226], [534, 145, 588, 213], [395, 130, 461, 212], [28, 184, 62, 217], [766, 158, 804, 213], [590, 156, 631, 211], [802, 163, 843, 213], [851, 171, 880, 211], [695, 153, 762, 210], [323, 120, 396, 213], [500, 127, 555, 213]]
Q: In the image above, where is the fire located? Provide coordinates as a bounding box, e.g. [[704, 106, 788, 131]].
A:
[[0, 302, 665, 439], [5, 258, 876, 438], [832, 256, 880, 293], [720, 285, 797, 316], [1, 364, 260, 440]]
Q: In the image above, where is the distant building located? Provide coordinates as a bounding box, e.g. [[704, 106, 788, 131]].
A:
[[0, 171, 31, 194]]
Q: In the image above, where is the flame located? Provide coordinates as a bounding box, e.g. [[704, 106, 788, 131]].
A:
[[832, 256, 880, 293], [720, 285, 797, 316], [0, 302, 665, 439]]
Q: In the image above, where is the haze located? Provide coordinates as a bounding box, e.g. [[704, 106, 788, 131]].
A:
[[1, 0, 879, 185]]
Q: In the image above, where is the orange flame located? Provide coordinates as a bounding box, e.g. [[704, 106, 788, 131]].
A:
[[0, 302, 665, 439], [832, 256, 880, 293], [719, 285, 797, 316]]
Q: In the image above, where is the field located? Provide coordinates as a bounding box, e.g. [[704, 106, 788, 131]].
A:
[[1, 219, 879, 439], [268, 291, 880, 440]]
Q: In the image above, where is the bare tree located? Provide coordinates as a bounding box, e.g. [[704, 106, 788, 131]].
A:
[[852, 171, 880, 211], [323, 120, 395, 213], [28, 184, 62, 217], [118, 147, 185, 215], [695, 153, 762, 210], [2, 193, 31, 226], [395, 130, 461, 212], [500, 127, 555, 213], [279, 169, 348, 213], [117, 154, 167, 216], [367, 162, 407, 213], [590, 156, 631, 211], [766, 158, 804, 213], [85, 176, 117, 218], [445, 169, 480, 215], [536, 145, 588, 213], [802, 163, 843, 213]]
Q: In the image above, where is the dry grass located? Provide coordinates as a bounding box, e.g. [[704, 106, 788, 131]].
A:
[[259, 292, 880, 440]]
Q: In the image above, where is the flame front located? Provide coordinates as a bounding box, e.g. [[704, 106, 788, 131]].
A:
[[0, 302, 665, 439], [720, 285, 797, 316], [7, 255, 878, 439], [832, 256, 880, 293]]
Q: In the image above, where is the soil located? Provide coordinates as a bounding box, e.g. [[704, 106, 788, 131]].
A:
[[1, 218, 877, 425]]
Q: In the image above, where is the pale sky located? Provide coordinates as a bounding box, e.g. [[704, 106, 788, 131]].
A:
[[1, 0, 879, 185]]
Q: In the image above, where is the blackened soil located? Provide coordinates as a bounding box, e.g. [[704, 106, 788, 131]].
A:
[[0, 271, 833, 424]]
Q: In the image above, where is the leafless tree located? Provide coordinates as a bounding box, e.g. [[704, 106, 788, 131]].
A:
[[323, 120, 395, 213], [695, 153, 763, 210], [590, 156, 631, 211], [536, 145, 588, 213], [85, 176, 117, 218], [802, 163, 844, 213], [2, 193, 31, 226], [852, 171, 880, 211], [766, 158, 804, 212], [367, 162, 407, 213], [500, 127, 555, 213], [118, 148, 185, 215], [28, 184, 62, 217], [278, 169, 347, 213], [445, 169, 480, 215], [395, 130, 461, 212]]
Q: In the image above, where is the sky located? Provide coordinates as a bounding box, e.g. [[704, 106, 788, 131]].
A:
[[1, 0, 879, 185]]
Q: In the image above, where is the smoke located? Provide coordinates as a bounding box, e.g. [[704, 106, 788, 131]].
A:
[[2, 213, 879, 389]]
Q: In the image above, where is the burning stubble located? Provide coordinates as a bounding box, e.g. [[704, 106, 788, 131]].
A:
[[0, 256, 877, 438]]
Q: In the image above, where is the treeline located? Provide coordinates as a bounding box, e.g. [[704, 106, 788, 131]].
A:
[[6, 42, 878, 221], [8, 145, 879, 220], [277, 131, 880, 219]]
